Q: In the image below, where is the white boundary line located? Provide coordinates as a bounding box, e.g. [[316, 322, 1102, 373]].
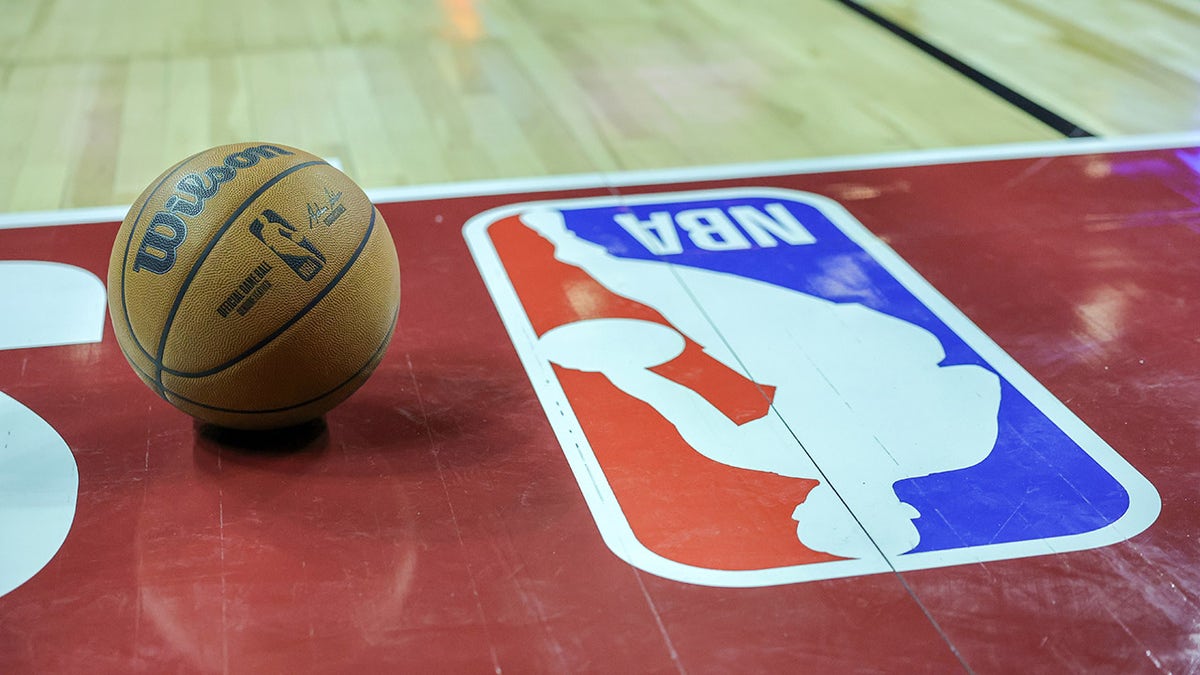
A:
[[0, 205, 131, 231], [2, 132, 1198, 231], [372, 132, 1200, 202]]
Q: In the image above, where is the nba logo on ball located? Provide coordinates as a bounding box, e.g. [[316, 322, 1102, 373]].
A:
[[465, 188, 1160, 587], [108, 143, 400, 431]]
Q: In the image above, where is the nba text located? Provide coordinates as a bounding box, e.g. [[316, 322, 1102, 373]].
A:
[[614, 202, 817, 255]]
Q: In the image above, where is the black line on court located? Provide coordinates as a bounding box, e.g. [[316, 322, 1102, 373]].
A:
[[833, 0, 1095, 139]]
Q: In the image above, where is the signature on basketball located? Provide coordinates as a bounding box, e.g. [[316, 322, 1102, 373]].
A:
[[307, 187, 346, 229]]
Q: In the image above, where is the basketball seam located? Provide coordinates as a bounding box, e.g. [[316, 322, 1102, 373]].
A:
[[119, 149, 213, 365], [160, 207, 377, 378], [150, 160, 328, 390], [130, 303, 398, 416]]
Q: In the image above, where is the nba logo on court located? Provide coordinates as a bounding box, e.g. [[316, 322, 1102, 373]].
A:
[[464, 188, 1160, 587]]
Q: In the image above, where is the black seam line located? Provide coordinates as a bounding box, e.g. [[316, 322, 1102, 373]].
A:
[[664, 248, 977, 674], [163, 303, 399, 415], [120, 149, 213, 366], [161, 206, 376, 378], [151, 160, 328, 389], [832, 0, 1095, 139], [658, 217, 974, 670], [131, 303, 398, 415]]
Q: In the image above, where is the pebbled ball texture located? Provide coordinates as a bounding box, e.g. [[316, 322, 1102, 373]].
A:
[[107, 142, 400, 430]]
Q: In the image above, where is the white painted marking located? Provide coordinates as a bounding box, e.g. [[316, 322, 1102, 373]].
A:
[[0, 262, 107, 351], [0, 391, 78, 597], [2, 132, 1199, 227]]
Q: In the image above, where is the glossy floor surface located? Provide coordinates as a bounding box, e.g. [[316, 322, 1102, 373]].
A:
[[3, 1, 1200, 673], [1, 137, 1198, 672]]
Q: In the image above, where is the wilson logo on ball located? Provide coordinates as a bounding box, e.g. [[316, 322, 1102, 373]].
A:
[[132, 144, 295, 276], [132, 212, 188, 274], [108, 141, 402, 430]]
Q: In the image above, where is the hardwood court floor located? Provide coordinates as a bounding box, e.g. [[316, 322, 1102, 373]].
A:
[[0, 1, 1196, 212], [860, 0, 1200, 136], [3, 2, 1200, 672]]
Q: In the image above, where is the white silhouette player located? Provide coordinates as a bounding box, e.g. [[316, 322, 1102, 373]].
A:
[[521, 208, 1001, 559]]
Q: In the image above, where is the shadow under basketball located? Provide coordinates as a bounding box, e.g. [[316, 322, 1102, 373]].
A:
[[193, 418, 330, 474]]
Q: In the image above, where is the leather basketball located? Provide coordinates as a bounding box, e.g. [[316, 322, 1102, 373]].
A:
[[107, 142, 400, 430]]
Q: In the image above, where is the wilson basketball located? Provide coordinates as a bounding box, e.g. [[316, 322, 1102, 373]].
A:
[[106, 142, 401, 430]]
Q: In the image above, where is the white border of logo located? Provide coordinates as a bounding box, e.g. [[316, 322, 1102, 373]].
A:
[[464, 187, 1161, 587]]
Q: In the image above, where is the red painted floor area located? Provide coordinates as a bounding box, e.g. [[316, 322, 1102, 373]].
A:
[[1, 139, 1198, 672]]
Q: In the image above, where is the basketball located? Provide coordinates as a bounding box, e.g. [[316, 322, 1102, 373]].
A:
[[106, 142, 401, 430]]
